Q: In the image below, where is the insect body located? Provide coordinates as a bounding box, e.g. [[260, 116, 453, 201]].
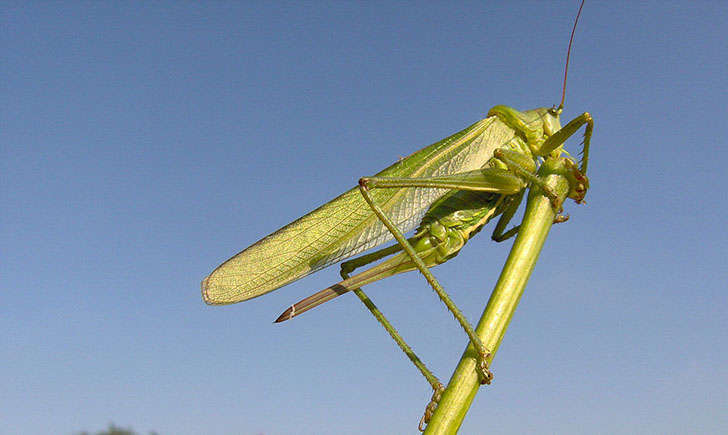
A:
[[202, 107, 582, 306], [202, 104, 592, 395]]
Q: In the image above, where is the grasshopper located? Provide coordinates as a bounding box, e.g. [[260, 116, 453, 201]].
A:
[[202, 0, 591, 428]]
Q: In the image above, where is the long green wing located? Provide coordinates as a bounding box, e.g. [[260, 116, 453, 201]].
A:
[[202, 116, 517, 304]]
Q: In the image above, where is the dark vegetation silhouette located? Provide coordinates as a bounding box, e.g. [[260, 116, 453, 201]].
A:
[[77, 423, 158, 435]]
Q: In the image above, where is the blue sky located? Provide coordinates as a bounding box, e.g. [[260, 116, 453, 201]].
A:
[[2, 1, 726, 434]]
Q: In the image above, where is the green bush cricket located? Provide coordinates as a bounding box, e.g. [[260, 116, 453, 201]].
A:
[[202, 0, 591, 428]]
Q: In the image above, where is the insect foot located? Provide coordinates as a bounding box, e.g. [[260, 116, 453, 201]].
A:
[[563, 158, 589, 204], [419, 382, 445, 431], [478, 350, 494, 385]]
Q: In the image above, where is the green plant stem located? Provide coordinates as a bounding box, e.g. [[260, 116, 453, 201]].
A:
[[424, 157, 572, 433]]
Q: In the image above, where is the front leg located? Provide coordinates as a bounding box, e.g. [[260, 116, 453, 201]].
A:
[[541, 112, 593, 175]]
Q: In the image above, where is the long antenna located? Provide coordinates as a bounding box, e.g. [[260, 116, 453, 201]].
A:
[[558, 0, 585, 111]]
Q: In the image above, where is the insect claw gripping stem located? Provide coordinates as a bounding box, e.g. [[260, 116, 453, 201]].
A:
[[419, 382, 445, 432], [478, 351, 494, 385]]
